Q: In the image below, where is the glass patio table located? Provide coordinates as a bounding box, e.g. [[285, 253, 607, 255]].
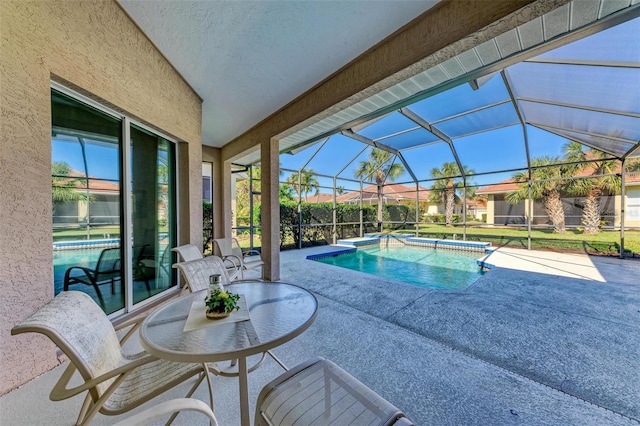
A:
[[139, 281, 318, 426]]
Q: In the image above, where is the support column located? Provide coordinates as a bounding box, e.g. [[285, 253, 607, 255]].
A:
[[261, 138, 280, 281], [177, 142, 191, 245]]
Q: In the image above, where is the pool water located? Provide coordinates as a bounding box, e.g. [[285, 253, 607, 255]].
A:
[[315, 245, 484, 289]]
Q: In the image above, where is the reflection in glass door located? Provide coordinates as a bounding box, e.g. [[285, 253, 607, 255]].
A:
[[130, 125, 177, 304], [51, 90, 124, 314]]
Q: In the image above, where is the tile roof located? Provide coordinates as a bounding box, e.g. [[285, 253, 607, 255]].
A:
[[67, 169, 120, 192], [477, 169, 640, 195], [335, 183, 432, 203]]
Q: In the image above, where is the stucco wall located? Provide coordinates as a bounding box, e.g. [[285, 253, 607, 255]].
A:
[[486, 195, 496, 225], [0, 0, 202, 394], [624, 187, 640, 228]]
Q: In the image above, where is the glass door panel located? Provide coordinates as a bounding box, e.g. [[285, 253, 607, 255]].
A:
[[130, 125, 177, 304], [51, 90, 124, 314]]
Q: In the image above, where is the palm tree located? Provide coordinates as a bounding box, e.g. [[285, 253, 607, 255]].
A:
[[52, 161, 89, 214], [428, 162, 475, 227], [564, 142, 620, 235], [354, 148, 404, 231], [285, 168, 320, 202], [279, 184, 295, 202], [506, 157, 569, 233]]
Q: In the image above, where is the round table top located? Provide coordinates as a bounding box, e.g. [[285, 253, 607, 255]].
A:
[[139, 281, 318, 363]]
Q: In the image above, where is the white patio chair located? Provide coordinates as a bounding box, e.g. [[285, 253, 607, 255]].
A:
[[171, 243, 203, 263], [11, 291, 215, 426], [213, 237, 264, 279], [255, 357, 413, 426], [173, 243, 240, 283], [113, 398, 218, 426], [172, 256, 233, 293]]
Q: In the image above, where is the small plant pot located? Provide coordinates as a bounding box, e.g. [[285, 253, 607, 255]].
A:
[[206, 310, 231, 320]]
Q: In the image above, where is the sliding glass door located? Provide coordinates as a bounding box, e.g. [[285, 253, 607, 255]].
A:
[[51, 88, 177, 315]]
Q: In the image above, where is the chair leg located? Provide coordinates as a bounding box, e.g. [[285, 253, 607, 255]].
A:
[[92, 284, 105, 307], [75, 393, 93, 426], [166, 367, 214, 425]]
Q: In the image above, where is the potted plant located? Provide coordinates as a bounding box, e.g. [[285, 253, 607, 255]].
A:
[[204, 288, 240, 319]]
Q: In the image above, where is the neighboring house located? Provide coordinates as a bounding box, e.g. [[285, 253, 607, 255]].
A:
[[477, 172, 640, 228], [336, 183, 432, 207], [53, 170, 120, 227], [303, 193, 334, 203]]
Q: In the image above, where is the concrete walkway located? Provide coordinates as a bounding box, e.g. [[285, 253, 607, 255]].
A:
[[2, 246, 639, 425], [478, 247, 607, 281]]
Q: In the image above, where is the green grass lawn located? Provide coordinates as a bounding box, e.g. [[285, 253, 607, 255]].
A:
[[53, 227, 121, 241], [406, 224, 640, 257]]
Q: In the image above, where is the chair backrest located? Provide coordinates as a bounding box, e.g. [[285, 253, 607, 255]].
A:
[[173, 256, 231, 292], [11, 291, 123, 398], [255, 357, 410, 426], [230, 238, 245, 259], [171, 244, 203, 262], [212, 238, 233, 257], [96, 247, 121, 280], [214, 237, 247, 260]]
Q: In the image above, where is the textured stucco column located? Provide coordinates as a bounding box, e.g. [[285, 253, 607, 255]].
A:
[[178, 142, 204, 249], [260, 138, 281, 281]]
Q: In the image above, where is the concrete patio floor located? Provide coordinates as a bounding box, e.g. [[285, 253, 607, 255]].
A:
[[2, 245, 639, 425]]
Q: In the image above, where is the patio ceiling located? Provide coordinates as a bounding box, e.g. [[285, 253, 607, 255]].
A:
[[241, 1, 640, 180], [117, 0, 438, 147]]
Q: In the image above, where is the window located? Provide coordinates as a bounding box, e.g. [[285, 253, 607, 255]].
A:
[[203, 176, 212, 202]]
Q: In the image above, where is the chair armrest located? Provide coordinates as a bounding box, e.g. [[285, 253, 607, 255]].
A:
[[50, 353, 159, 401], [115, 314, 147, 345], [113, 398, 218, 426], [222, 254, 243, 268], [64, 266, 95, 278]]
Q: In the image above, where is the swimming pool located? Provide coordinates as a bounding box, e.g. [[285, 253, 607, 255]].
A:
[[312, 244, 485, 289]]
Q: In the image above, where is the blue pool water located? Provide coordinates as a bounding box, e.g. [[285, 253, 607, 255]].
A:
[[314, 244, 484, 289]]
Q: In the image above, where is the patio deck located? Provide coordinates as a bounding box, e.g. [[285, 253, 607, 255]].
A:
[[2, 246, 639, 425]]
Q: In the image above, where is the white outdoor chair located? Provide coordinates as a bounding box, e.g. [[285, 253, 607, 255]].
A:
[[171, 243, 203, 263], [255, 357, 414, 426], [11, 291, 215, 426], [213, 237, 264, 279], [172, 256, 233, 293], [173, 243, 240, 283], [113, 398, 218, 426]]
